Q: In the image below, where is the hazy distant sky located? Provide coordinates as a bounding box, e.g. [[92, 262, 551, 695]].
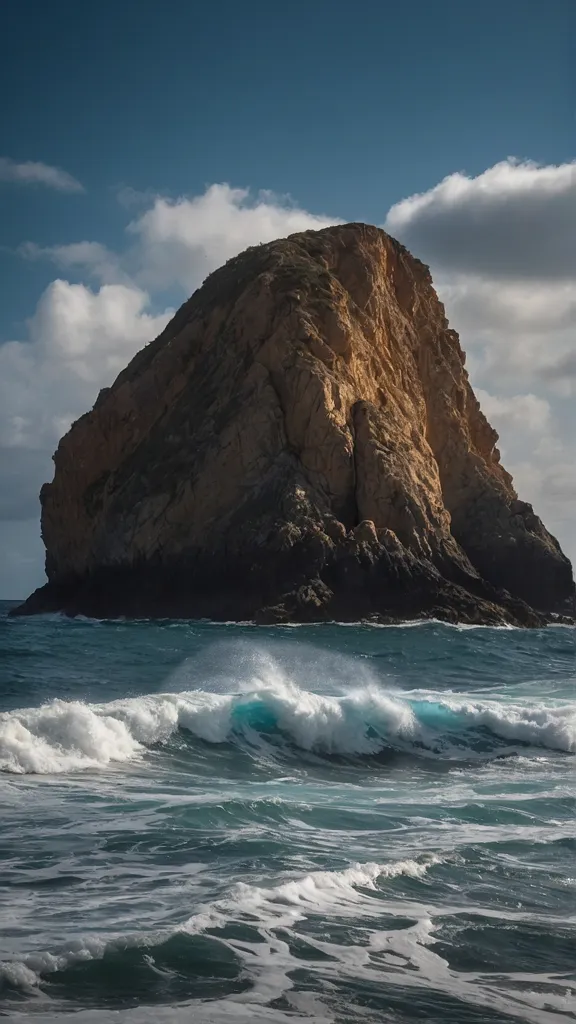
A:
[[1, 0, 575, 597]]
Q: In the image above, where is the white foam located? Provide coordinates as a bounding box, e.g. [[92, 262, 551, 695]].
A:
[[1, 675, 575, 774], [262, 854, 443, 908], [3, 854, 574, 1024], [0, 960, 40, 989], [0, 928, 175, 992], [0, 855, 442, 991], [437, 696, 576, 752], [175, 854, 447, 947]]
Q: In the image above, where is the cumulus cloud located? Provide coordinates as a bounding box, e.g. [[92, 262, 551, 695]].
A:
[[0, 156, 84, 193], [385, 158, 576, 279], [18, 184, 339, 294], [0, 280, 171, 518], [129, 184, 341, 291], [434, 274, 576, 387]]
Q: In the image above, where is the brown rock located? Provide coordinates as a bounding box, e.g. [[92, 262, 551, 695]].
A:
[[13, 224, 575, 625]]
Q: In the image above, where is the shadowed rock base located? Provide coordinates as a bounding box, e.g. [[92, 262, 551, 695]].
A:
[[12, 224, 575, 626]]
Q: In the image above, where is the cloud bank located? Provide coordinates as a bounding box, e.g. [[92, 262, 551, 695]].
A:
[[385, 158, 576, 279]]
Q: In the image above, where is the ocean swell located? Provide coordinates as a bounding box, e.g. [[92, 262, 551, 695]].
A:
[[0, 855, 443, 989], [1, 681, 575, 774]]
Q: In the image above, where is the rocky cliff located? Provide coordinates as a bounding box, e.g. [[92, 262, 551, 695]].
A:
[[14, 224, 575, 625]]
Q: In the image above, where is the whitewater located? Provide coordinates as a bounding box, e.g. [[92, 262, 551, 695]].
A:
[[1, 603, 575, 1023]]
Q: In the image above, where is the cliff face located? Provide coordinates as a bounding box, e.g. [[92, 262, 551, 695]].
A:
[[15, 224, 575, 625]]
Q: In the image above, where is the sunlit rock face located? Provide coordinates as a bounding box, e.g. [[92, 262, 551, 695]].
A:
[[15, 224, 575, 625]]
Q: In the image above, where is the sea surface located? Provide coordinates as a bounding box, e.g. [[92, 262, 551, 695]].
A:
[[0, 600, 575, 1023]]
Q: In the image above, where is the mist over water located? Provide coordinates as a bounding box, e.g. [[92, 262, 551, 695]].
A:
[[1, 603, 575, 1023]]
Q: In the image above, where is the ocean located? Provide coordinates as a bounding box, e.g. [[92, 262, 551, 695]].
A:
[[0, 600, 574, 1023]]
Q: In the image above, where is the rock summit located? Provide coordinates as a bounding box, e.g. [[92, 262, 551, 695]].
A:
[[14, 224, 575, 625]]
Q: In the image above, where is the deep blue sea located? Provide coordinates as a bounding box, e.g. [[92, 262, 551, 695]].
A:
[[0, 600, 575, 1023]]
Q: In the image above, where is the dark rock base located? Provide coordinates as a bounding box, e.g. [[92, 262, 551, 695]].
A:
[[10, 553, 561, 629]]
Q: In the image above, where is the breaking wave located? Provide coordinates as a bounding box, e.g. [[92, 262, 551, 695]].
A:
[[0, 855, 443, 988], [1, 678, 575, 774]]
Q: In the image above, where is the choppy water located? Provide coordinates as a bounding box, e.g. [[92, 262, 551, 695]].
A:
[[0, 600, 575, 1023]]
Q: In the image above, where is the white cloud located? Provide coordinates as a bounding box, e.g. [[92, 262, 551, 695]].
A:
[[436, 274, 576, 386], [470, 391, 576, 546], [385, 158, 576, 279], [18, 184, 339, 295], [508, 445, 576, 552], [475, 390, 552, 435], [0, 156, 84, 193], [128, 184, 341, 291], [0, 281, 171, 521]]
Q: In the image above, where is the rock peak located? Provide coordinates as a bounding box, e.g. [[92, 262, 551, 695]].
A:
[[14, 223, 575, 625]]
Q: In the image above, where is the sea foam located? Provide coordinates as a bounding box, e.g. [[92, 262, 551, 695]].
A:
[[0, 854, 442, 988], [1, 677, 575, 774]]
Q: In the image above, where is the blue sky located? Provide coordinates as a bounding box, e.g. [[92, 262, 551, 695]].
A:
[[1, 0, 575, 597]]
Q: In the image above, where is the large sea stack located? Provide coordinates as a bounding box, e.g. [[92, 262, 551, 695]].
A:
[[14, 224, 575, 625]]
